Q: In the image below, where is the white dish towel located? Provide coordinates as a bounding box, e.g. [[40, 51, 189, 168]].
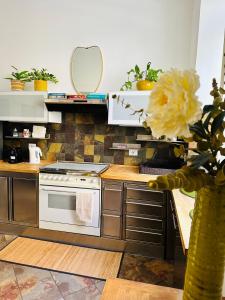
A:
[[76, 192, 94, 224]]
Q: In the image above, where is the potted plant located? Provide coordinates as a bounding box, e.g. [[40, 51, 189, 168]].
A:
[[145, 70, 225, 300], [121, 62, 162, 91], [29, 68, 58, 91], [5, 66, 32, 91]]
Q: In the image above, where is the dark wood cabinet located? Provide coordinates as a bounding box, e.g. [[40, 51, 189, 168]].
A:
[[166, 192, 186, 288], [12, 177, 38, 226], [0, 172, 38, 227], [101, 180, 123, 239], [101, 180, 167, 258], [124, 182, 166, 258], [0, 176, 9, 222]]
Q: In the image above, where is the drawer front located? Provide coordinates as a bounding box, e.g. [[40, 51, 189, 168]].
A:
[[126, 229, 164, 244], [102, 188, 122, 212], [101, 214, 122, 239], [126, 187, 164, 204], [126, 201, 164, 219], [126, 215, 164, 232]]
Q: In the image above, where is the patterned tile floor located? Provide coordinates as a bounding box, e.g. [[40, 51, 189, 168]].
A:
[[0, 235, 182, 299], [0, 261, 105, 300], [119, 254, 175, 287]]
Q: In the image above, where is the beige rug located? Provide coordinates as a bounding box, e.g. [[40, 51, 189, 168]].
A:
[[0, 237, 122, 280], [0, 234, 17, 251]]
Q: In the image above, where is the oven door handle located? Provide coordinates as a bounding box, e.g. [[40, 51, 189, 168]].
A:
[[40, 188, 77, 195]]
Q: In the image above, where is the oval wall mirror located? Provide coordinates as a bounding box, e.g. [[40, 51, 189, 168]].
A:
[[71, 46, 103, 93]]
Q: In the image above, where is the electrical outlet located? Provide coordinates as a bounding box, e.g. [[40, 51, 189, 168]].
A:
[[129, 149, 138, 156]]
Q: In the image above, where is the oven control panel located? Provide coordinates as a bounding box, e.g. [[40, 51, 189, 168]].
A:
[[39, 173, 101, 189]]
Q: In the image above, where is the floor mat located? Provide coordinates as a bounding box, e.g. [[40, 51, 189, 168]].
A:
[[0, 234, 17, 251], [0, 237, 122, 280]]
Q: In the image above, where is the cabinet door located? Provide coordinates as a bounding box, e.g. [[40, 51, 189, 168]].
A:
[[0, 92, 48, 122], [101, 214, 122, 239], [108, 91, 150, 126], [102, 181, 123, 213], [0, 177, 9, 222], [12, 177, 38, 226]]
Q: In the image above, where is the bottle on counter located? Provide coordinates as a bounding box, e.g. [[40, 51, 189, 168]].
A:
[[12, 128, 19, 137]]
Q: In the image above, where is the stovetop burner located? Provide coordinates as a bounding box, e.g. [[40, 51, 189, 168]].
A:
[[40, 161, 109, 176]]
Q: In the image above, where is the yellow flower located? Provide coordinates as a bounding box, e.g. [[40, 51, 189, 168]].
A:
[[146, 69, 202, 138]]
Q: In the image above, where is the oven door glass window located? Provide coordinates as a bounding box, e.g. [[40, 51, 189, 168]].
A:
[[48, 194, 76, 210]]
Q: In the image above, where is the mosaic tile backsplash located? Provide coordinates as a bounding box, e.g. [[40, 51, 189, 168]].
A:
[[4, 112, 167, 166]]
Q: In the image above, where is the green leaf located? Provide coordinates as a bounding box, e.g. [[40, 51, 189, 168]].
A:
[[203, 105, 214, 115], [211, 111, 225, 135], [190, 121, 208, 139], [135, 65, 140, 74], [189, 152, 212, 169], [146, 62, 151, 71]]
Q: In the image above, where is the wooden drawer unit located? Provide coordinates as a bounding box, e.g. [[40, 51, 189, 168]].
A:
[[126, 201, 164, 219], [102, 181, 123, 213], [126, 215, 164, 232], [125, 183, 164, 205], [126, 229, 164, 244], [101, 214, 122, 239]]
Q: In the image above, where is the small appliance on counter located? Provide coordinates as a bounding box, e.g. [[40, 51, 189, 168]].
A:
[[4, 146, 24, 164], [139, 141, 188, 175], [29, 144, 42, 164]]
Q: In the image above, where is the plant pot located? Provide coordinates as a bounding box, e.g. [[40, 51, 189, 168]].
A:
[[136, 80, 155, 91], [34, 80, 48, 91], [183, 184, 225, 300], [11, 80, 25, 91]]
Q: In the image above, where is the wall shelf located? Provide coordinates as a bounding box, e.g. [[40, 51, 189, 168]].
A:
[[45, 100, 108, 113], [136, 139, 186, 144], [4, 136, 50, 140], [109, 147, 142, 151]]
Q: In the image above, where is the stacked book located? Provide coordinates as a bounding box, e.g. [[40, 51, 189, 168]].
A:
[[47, 93, 67, 100], [46, 93, 107, 103]]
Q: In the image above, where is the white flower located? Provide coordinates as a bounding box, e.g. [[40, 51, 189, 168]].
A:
[[146, 69, 202, 138]]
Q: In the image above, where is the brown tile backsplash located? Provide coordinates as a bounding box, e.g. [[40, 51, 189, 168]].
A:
[[3, 112, 156, 166]]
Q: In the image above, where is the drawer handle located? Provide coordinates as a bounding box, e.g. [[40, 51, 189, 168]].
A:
[[103, 188, 122, 192], [127, 215, 162, 222], [103, 214, 120, 218], [126, 229, 162, 236], [126, 187, 163, 193], [172, 213, 177, 230], [126, 201, 162, 208]]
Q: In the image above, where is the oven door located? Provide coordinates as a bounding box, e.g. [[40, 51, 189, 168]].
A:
[[39, 185, 100, 228]]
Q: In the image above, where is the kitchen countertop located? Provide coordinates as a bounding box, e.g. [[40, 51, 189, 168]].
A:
[[101, 164, 158, 182], [0, 160, 52, 174]]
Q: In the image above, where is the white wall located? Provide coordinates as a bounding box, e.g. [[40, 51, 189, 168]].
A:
[[196, 0, 225, 104], [0, 0, 199, 93]]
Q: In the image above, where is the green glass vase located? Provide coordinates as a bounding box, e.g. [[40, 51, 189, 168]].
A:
[[183, 184, 225, 300]]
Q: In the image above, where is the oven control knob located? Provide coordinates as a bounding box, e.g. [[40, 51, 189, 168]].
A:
[[48, 175, 53, 180]]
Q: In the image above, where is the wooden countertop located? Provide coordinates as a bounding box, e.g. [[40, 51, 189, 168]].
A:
[[0, 160, 52, 174], [100, 278, 183, 300], [101, 164, 157, 182]]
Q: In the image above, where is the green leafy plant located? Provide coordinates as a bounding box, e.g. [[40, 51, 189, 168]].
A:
[[5, 66, 32, 82], [120, 62, 162, 91], [29, 68, 58, 83]]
